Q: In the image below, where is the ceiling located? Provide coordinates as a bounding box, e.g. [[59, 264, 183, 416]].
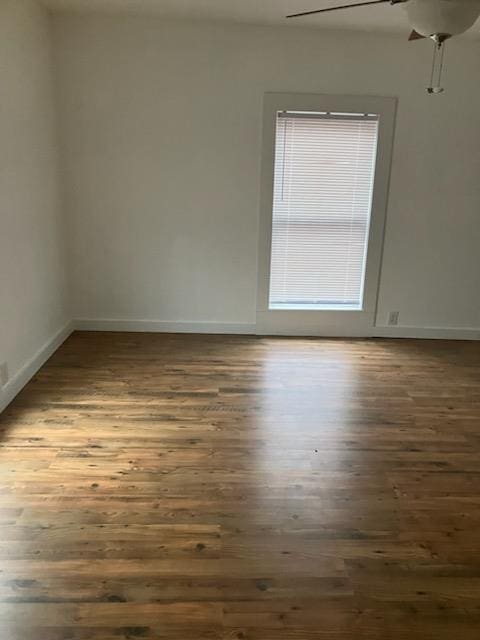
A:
[[42, 0, 480, 36]]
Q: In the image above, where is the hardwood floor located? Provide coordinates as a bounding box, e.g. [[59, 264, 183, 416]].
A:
[[0, 331, 479, 639]]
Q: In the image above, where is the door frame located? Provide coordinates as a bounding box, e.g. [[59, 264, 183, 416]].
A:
[[256, 92, 397, 337]]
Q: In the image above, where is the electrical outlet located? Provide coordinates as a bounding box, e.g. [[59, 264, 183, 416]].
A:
[[388, 311, 399, 326], [0, 362, 9, 388]]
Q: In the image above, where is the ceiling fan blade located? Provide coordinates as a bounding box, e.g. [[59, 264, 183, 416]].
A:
[[287, 0, 390, 19], [408, 29, 426, 41]]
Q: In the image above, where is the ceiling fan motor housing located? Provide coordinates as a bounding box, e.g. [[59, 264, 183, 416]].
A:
[[403, 0, 480, 38]]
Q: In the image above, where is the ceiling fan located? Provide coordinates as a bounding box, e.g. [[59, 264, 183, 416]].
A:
[[287, 0, 480, 92]]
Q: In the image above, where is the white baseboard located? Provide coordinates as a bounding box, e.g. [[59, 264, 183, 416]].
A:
[[0, 321, 74, 414], [74, 318, 257, 335], [373, 325, 480, 340], [75, 318, 479, 341]]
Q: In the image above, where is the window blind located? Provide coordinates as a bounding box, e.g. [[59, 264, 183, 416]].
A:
[[269, 111, 379, 309]]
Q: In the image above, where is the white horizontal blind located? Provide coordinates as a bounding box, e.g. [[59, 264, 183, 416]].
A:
[[269, 111, 379, 309]]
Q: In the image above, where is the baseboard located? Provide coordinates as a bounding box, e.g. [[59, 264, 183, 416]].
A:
[[74, 318, 257, 335], [0, 321, 74, 414], [74, 319, 479, 341], [373, 325, 480, 340]]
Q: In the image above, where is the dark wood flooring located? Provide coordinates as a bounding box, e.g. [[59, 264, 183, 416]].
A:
[[0, 331, 480, 639]]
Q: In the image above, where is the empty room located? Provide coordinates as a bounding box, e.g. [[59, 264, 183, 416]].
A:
[[1, 0, 480, 638]]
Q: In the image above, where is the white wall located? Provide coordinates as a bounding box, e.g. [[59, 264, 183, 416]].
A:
[[52, 15, 480, 334], [0, 0, 70, 411]]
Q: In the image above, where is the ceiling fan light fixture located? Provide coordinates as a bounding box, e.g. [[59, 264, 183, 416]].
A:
[[286, 0, 480, 93], [403, 0, 480, 38]]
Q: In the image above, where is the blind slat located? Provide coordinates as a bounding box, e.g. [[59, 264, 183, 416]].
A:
[[269, 112, 379, 308]]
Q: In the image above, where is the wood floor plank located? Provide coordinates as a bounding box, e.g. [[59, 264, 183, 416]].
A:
[[0, 331, 479, 638]]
